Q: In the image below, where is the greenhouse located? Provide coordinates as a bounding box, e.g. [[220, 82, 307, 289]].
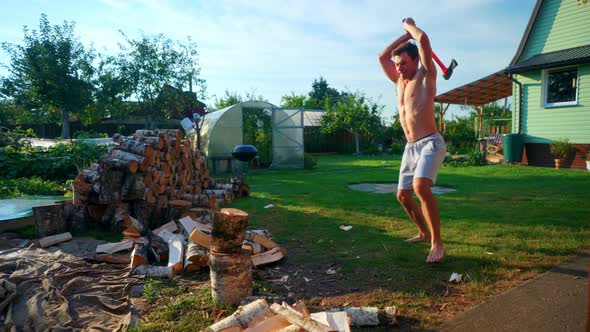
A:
[[199, 101, 306, 173]]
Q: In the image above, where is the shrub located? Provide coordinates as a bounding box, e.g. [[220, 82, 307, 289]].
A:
[[0, 126, 36, 151], [0, 177, 67, 198], [73, 130, 109, 139], [0, 142, 108, 181], [549, 138, 575, 160]]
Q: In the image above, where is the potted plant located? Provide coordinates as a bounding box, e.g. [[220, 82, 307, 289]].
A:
[[549, 138, 575, 169]]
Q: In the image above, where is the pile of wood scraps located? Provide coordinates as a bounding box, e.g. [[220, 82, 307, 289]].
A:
[[92, 210, 286, 277], [206, 299, 398, 332]]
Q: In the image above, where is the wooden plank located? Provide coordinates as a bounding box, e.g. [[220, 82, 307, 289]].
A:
[[189, 228, 211, 249], [310, 312, 350, 332], [251, 247, 285, 267], [38, 232, 72, 248], [243, 315, 291, 332], [270, 303, 331, 332], [95, 239, 134, 254], [167, 234, 185, 274]]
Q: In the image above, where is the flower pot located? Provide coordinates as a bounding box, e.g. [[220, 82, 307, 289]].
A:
[[554, 158, 564, 169]]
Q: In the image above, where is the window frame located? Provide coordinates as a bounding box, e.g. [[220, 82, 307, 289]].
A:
[[542, 66, 579, 108]]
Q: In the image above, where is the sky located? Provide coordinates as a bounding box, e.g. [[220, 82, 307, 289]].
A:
[[0, 0, 537, 122]]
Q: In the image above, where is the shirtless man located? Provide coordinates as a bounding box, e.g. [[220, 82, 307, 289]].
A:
[[378, 18, 447, 263]]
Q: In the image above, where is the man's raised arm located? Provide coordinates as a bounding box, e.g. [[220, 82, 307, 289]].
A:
[[378, 33, 411, 84], [403, 18, 436, 76]]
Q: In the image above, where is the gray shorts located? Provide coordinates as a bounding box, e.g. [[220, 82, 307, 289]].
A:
[[398, 133, 446, 190]]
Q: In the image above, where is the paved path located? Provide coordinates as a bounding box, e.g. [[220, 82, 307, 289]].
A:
[[438, 249, 589, 332]]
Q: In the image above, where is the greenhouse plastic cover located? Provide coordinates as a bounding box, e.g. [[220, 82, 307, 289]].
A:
[[0, 196, 68, 221]]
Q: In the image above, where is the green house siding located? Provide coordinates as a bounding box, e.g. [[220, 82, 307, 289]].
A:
[[521, 0, 590, 61], [514, 64, 590, 144]]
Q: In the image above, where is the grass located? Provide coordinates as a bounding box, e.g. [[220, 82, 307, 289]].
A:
[[132, 154, 590, 330]]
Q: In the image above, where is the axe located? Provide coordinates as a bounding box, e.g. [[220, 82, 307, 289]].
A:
[[432, 52, 458, 80], [401, 18, 458, 80]]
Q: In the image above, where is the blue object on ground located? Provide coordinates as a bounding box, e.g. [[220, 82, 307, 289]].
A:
[[0, 196, 69, 221]]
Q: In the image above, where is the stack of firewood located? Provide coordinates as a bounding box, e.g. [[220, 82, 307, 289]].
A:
[[70, 129, 249, 231]]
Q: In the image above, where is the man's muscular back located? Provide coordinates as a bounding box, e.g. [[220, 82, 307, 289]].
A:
[[397, 67, 437, 142]]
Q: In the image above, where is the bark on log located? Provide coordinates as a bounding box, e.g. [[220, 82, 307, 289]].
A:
[[81, 169, 100, 183], [121, 173, 146, 200], [116, 138, 154, 158], [211, 208, 249, 254], [205, 299, 274, 332], [184, 242, 208, 272], [209, 251, 252, 305], [72, 179, 90, 207], [109, 149, 148, 172], [309, 312, 350, 332], [33, 203, 67, 237], [98, 169, 125, 204], [38, 232, 72, 248], [327, 306, 398, 326], [137, 136, 164, 150], [99, 156, 138, 173]]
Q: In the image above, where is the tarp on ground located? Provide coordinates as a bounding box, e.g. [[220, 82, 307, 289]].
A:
[[0, 236, 139, 331]]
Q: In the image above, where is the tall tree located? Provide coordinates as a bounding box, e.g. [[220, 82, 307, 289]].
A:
[[213, 90, 243, 110], [305, 77, 341, 109], [320, 91, 383, 154], [116, 33, 206, 128], [0, 14, 96, 138]]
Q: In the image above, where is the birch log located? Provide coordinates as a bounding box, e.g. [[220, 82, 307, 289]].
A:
[[209, 251, 252, 305]]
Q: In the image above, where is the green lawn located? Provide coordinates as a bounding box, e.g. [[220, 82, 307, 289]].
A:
[[136, 154, 590, 330]]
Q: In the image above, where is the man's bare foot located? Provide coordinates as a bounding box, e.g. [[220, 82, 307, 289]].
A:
[[404, 234, 430, 243], [426, 244, 445, 263]]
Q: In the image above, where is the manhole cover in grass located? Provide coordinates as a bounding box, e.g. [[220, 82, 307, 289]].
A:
[[348, 183, 456, 194]]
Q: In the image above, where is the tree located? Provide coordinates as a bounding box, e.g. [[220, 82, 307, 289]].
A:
[[1, 14, 96, 138], [320, 91, 383, 154], [280, 92, 306, 108], [305, 77, 342, 109], [213, 90, 242, 110], [116, 33, 206, 128]]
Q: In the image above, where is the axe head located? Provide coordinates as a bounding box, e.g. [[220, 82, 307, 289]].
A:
[[443, 59, 458, 80]]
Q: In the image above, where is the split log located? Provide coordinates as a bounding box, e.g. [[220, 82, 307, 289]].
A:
[[270, 303, 331, 332], [94, 253, 131, 264], [245, 231, 286, 254], [309, 312, 350, 332], [167, 234, 185, 274], [38, 232, 72, 248], [33, 203, 67, 237], [243, 315, 291, 332], [131, 265, 174, 278], [328, 306, 398, 326], [275, 325, 303, 332], [184, 242, 208, 272], [184, 207, 211, 220], [189, 228, 211, 249], [252, 247, 285, 267], [131, 243, 149, 267], [205, 299, 274, 332], [211, 208, 249, 254], [241, 241, 263, 255], [153, 220, 178, 237], [178, 216, 198, 235], [96, 239, 134, 254], [209, 251, 252, 305]]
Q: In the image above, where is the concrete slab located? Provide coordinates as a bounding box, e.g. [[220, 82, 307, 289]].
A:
[[438, 249, 590, 332]]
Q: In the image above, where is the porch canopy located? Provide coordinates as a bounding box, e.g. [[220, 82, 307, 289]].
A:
[[435, 70, 512, 106], [434, 70, 513, 137]]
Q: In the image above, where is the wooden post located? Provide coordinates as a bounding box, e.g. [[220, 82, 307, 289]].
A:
[[209, 251, 253, 305], [211, 208, 249, 254], [33, 203, 67, 238]]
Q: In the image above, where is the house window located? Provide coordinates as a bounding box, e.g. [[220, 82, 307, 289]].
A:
[[544, 67, 578, 107]]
